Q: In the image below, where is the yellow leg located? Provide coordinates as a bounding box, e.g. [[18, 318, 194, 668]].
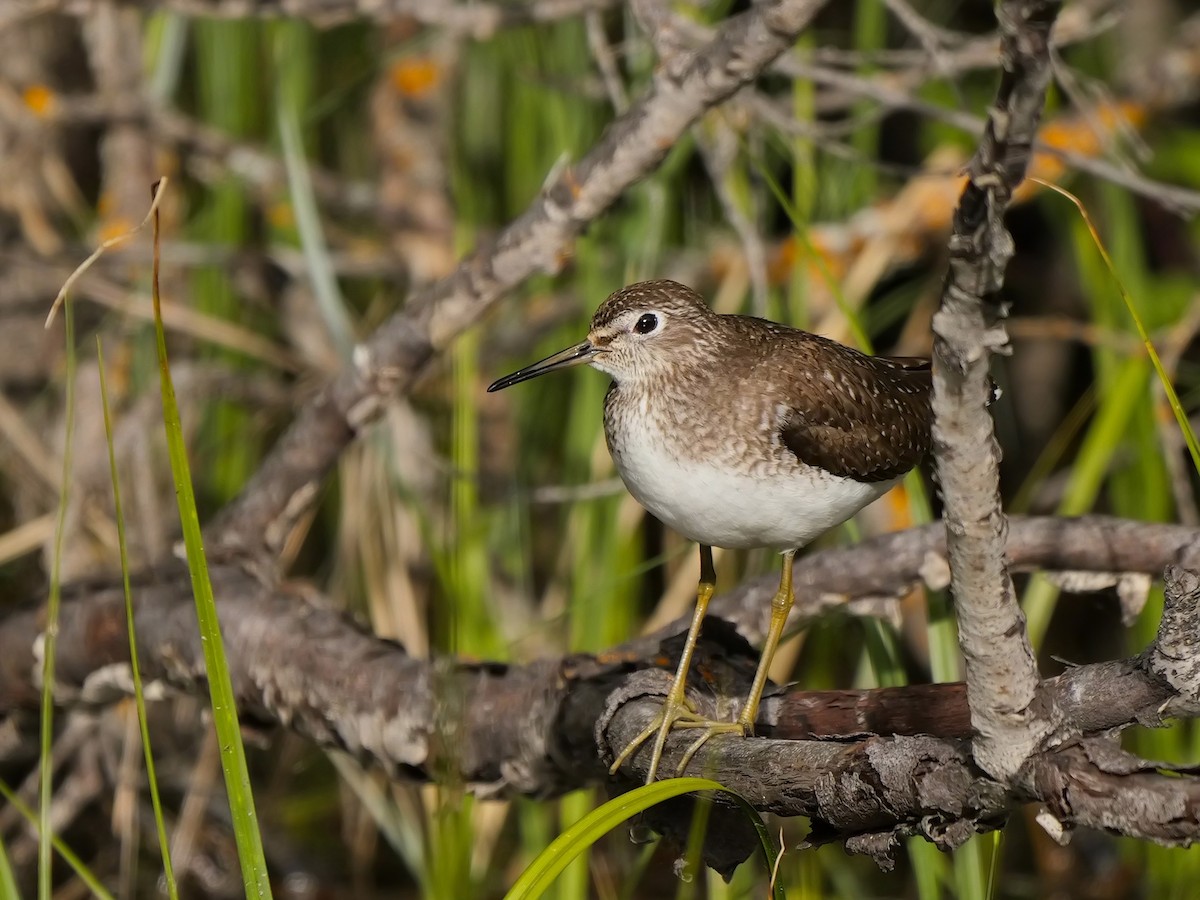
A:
[[609, 546, 741, 782], [672, 549, 800, 775], [736, 548, 797, 732]]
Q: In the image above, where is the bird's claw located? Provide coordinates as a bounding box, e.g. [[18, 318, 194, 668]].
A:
[[609, 692, 745, 784], [676, 720, 745, 774]]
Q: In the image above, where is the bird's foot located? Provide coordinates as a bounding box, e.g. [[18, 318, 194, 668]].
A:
[[675, 720, 748, 774], [609, 693, 746, 784]]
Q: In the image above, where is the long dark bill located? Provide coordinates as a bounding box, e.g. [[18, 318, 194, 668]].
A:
[[487, 341, 597, 392]]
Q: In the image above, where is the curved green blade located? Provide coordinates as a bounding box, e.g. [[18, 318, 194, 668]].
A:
[[504, 777, 784, 900]]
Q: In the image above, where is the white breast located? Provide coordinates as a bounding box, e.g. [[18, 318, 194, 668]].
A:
[[609, 419, 895, 551]]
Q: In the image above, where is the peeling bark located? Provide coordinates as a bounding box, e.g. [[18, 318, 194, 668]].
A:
[[931, 0, 1063, 781], [5, 526, 1200, 873]]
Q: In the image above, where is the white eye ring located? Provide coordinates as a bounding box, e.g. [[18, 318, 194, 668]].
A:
[[633, 313, 660, 335]]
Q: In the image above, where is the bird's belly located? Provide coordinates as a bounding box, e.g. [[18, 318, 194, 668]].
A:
[[612, 441, 895, 551]]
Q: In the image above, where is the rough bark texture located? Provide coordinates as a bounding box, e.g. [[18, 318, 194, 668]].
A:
[[5, 519, 1200, 871], [931, 0, 1062, 781], [1146, 565, 1200, 717]]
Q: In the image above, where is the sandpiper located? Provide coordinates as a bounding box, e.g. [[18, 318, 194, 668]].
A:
[[488, 280, 933, 783]]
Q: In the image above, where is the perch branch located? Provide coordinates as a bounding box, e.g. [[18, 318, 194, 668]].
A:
[[3, 517, 1200, 870]]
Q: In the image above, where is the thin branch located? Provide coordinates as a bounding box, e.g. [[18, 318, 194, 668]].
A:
[[22, 0, 620, 34], [717, 514, 1197, 647], [679, 5, 1200, 216], [760, 60, 1200, 216], [930, 0, 1061, 782]]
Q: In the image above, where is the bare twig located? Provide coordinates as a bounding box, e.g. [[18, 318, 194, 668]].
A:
[[584, 9, 628, 114], [21, 0, 620, 34], [695, 120, 771, 315], [758, 61, 1200, 216], [930, 0, 1061, 782], [677, 5, 1200, 216], [881, 0, 963, 51], [44, 178, 167, 328]]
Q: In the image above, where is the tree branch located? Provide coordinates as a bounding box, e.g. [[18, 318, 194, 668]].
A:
[[931, 0, 1062, 781], [4, 517, 1200, 871], [711, 514, 1196, 650], [13, 0, 621, 33]]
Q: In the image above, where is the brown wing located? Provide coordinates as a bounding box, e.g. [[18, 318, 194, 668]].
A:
[[777, 350, 933, 483]]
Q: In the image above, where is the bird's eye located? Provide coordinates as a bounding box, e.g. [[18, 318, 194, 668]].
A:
[[633, 313, 659, 335]]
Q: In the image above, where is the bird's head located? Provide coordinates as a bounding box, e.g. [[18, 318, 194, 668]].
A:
[[487, 280, 716, 392]]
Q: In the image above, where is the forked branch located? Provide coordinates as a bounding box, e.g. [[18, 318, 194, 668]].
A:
[[931, 0, 1062, 781]]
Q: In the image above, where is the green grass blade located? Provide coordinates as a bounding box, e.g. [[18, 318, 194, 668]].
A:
[[557, 789, 593, 900], [37, 184, 166, 900], [755, 154, 872, 350], [278, 105, 353, 358], [850, 0, 884, 208], [145, 12, 189, 103], [0, 830, 21, 900], [1023, 356, 1148, 647], [676, 787, 715, 899], [0, 779, 114, 900], [39, 300, 76, 900], [504, 778, 783, 900], [1039, 180, 1200, 475], [148, 180, 274, 899], [908, 838, 948, 900], [985, 830, 1004, 900], [275, 20, 354, 360], [952, 837, 986, 900], [96, 338, 180, 900]]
